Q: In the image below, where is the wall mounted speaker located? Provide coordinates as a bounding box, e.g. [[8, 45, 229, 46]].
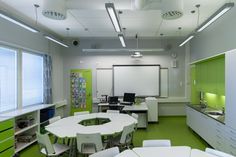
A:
[[72, 40, 79, 46]]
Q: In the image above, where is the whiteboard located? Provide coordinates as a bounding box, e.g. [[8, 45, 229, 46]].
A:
[[113, 65, 160, 96], [96, 68, 113, 98]]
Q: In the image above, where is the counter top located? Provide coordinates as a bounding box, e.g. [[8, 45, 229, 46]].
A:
[[187, 104, 225, 124], [0, 104, 55, 117], [0, 116, 14, 122]]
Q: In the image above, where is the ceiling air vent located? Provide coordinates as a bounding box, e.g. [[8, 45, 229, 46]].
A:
[[42, 0, 66, 20], [161, 0, 183, 20]]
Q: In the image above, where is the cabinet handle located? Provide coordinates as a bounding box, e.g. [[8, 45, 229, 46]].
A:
[[230, 144, 236, 149], [216, 135, 222, 139], [230, 137, 236, 142]]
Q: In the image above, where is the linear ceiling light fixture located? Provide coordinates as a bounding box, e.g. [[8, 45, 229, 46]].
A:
[[0, 11, 39, 33], [196, 2, 234, 32], [105, 3, 122, 32], [118, 34, 126, 47], [179, 35, 194, 47], [44, 35, 68, 47]]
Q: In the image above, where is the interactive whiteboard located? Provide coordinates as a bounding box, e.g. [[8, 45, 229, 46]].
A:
[[113, 65, 160, 96]]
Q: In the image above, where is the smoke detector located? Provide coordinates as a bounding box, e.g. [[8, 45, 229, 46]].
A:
[[161, 0, 183, 20], [42, 0, 66, 20]]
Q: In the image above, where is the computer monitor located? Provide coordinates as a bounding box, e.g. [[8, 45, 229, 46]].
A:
[[123, 93, 135, 103], [108, 96, 119, 104]]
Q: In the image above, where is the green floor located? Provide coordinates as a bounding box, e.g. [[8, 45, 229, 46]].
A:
[[19, 116, 208, 157]]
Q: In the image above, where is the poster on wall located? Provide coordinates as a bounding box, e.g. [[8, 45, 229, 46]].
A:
[[71, 72, 87, 109]]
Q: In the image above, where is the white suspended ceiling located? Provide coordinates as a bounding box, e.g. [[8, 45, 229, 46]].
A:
[[0, 0, 230, 39]]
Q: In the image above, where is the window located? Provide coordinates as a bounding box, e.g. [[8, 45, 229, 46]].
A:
[[0, 47, 17, 112], [22, 52, 43, 107]]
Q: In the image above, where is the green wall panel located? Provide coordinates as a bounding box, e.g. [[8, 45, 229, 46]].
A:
[[191, 55, 225, 108]]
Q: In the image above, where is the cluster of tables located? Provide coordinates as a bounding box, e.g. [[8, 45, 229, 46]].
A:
[[46, 113, 138, 157], [46, 113, 220, 157], [115, 146, 222, 157]]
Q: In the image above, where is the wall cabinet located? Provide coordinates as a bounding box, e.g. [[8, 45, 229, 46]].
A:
[[225, 50, 236, 130], [186, 106, 236, 156]]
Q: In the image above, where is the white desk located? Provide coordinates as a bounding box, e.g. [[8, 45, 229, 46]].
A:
[[98, 102, 148, 128], [115, 149, 139, 157], [191, 149, 222, 157], [133, 146, 191, 157], [45, 112, 137, 138]]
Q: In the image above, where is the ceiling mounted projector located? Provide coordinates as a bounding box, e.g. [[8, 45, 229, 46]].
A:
[[161, 0, 183, 20], [42, 0, 66, 20], [131, 52, 143, 58]]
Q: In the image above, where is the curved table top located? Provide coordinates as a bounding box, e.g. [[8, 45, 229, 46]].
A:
[[45, 113, 137, 138], [115, 147, 222, 157]]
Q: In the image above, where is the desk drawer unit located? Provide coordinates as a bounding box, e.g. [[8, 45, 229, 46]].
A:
[[0, 118, 15, 157]]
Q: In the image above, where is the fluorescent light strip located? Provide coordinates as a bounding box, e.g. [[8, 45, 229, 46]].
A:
[[44, 35, 68, 48], [179, 35, 194, 47], [196, 3, 234, 32], [118, 34, 126, 47], [105, 3, 121, 32], [0, 11, 39, 33]]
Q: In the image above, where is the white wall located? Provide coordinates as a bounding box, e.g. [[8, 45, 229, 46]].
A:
[[0, 18, 65, 104], [190, 4, 236, 62], [63, 38, 190, 115]]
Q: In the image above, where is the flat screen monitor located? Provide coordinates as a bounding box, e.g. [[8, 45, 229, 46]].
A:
[[123, 93, 135, 103], [108, 96, 119, 104]]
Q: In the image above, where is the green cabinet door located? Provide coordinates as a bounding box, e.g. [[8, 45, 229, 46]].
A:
[[70, 69, 93, 115]]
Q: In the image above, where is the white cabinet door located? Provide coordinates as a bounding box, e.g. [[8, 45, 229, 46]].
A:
[[225, 50, 236, 130]]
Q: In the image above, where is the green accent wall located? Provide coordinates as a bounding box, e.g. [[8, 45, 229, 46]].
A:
[[191, 55, 225, 109], [70, 69, 92, 115]]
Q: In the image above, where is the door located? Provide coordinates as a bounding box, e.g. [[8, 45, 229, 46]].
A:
[[70, 69, 92, 115]]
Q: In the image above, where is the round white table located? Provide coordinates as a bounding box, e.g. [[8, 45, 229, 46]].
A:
[[46, 112, 137, 138]]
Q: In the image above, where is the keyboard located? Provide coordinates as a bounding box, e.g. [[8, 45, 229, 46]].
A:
[[120, 102, 133, 105]]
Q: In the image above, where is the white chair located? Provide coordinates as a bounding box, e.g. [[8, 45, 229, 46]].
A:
[[49, 116, 61, 124], [76, 133, 106, 156], [36, 132, 70, 156], [74, 111, 90, 116], [106, 110, 120, 114], [205, 148, 235, 157], [112, 123, 135, 150], [89, 147, 119, 157], [142, 139, 171, 147], [48, 116, 61, 143], [131, 113, 138, 130]]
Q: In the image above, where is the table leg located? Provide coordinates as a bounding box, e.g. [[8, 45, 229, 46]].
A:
[[69, 138, 77, 157]]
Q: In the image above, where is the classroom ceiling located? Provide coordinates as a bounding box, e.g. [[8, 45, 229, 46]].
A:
[[0, 0, 229, 39]]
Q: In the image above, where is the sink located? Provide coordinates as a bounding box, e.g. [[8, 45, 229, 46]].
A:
[[205, 111, 223, 116]]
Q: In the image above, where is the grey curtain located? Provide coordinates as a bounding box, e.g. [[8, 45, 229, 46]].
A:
[[43, 54, 52, 104]]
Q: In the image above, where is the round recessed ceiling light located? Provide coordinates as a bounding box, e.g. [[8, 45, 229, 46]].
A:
[[42, 0, 66, 20], [161, 0, 183, 20]]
